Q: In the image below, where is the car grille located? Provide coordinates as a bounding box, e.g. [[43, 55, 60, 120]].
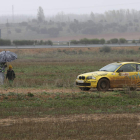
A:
[[79, 76, 85, 80], [76, 82, 91, 86]]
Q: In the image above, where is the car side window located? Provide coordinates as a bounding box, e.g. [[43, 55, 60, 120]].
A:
[[117, 64, 136, 72], [136, 64, 140, 71]]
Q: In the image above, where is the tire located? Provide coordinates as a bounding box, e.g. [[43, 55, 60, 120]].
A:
[[97, 78, 110, 91], [79, 87, 90, 91]]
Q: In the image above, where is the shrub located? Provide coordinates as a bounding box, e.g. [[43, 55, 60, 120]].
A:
[[100, 38, 105, 44], [79, 50, 84, 54], [100, 46, 111, 53], [110, 38, 119, 44], [70, 40, 79, 44], [118, 49, 125, 54], [0, 39, 11, 46], [132, 40, 136, 43], [47, 40, 53, 46], [106, 40, 111, 44], [79, 38, 90, 44], [37, 40, 53, 45], [27, 92, 34, 97], [119, 38, 126, 43], [13, 40, 34, 45], [127, 50, 135, 54], [89, 39, 100, 44]]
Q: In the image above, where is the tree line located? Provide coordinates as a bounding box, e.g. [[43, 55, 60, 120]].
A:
[[70, 38, 131, 44], [0, 39, 53, 46], [1, 9, 140, 40], [0, 38, 139, 46]]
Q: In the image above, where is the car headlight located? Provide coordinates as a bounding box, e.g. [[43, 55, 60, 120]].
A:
[[86, 76, 96, 80]]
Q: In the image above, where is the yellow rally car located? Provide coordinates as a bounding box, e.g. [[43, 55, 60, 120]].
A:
[[76, 62, 140, 91]]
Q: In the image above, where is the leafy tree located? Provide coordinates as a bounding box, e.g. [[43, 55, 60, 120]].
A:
[[90, 12, 95, 21], [100, 39, 105, 44], [70, 40, 79, 44], [107, 40, 111, 44], [132, 40, 136, 43], [13, 40, 34, 45], [110, 38, 118, 44], [90, 39, 100, 44], [47, 40, 53, 46], [37, 6, 45, 22], [119, 38, 126, 43], [0, 39, 11, 46], [39, 40, 43, 45], [79, 38, 89, 44]]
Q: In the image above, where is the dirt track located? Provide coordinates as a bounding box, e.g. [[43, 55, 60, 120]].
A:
[[0, 113, 140, 127], [0, 88, 82, 94]]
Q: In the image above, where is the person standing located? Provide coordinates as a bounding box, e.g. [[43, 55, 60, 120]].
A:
[[0, 62, 7, 85], [6, 65, 15, 86]]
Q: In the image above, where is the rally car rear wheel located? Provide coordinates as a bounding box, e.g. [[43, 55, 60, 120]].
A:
[[97, 78, 109, 91]]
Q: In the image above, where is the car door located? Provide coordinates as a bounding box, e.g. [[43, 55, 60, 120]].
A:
[[133, 64, 140, 87], [112, 64, 137, 88]]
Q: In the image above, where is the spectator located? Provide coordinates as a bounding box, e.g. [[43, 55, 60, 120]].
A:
[[6, 65, 15, 86], [0, 62, 7, 85]]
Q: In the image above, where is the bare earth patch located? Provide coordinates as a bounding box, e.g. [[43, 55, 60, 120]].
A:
[[0, 113, 140, 127], [0, 88, 82, 94]]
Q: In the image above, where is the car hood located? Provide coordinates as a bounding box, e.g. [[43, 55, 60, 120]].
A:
[[79, 71, 111, 77]]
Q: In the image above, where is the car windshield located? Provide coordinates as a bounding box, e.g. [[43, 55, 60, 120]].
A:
[[99, 63, 122, 72]]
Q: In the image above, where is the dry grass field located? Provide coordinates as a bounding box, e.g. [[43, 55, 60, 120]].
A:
[[0, 114, 140, 140], [0, 46, 140, 139]]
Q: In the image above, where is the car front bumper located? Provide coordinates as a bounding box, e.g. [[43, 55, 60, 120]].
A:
[[76, 79, 97, 88]]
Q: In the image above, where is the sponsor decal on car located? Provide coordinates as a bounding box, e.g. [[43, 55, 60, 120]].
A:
[[128, 72, 140, 79], [120, 73, 129, 76]]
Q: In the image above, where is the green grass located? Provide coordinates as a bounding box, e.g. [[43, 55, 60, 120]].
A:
[[0, 91, 140, 118]]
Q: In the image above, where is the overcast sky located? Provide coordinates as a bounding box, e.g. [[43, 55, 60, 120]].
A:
[[0, 0, 140, 16]]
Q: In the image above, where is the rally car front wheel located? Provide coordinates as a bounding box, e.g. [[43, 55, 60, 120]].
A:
[[97, 78, 110, 91]]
